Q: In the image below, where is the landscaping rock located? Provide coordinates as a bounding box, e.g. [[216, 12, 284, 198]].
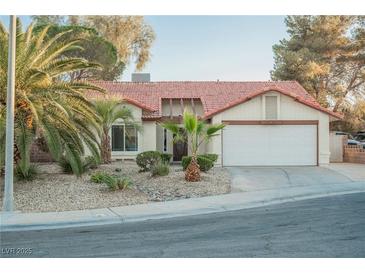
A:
[[0, 161, 231, 213]]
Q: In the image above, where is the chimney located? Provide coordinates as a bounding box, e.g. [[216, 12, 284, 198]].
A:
[[131, 73, 150, 82]]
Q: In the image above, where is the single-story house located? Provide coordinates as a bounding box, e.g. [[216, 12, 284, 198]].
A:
[[87, 78, 342, 166]]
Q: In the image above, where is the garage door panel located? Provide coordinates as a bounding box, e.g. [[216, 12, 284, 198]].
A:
[[222, 125, 317, 166], [222, 126, 267, 165]]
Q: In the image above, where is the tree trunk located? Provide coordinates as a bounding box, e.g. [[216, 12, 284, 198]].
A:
[[185, 156, 200, 182], [14, 143, 21, 164], [101, 130, 111, 164]]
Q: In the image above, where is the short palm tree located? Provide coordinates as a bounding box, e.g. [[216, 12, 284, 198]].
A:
[[0, 19, 105, 177], [162, 110, 225, 182], [94, 99, 136, 164]]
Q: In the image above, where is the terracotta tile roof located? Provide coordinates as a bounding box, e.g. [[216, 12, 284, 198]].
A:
[[86, 80, 342, 120]]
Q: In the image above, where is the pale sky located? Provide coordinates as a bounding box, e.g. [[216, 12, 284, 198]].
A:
[[0, 15, 288, 81]]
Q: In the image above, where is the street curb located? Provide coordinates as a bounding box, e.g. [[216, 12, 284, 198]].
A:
[[2, 183, 365, 232]]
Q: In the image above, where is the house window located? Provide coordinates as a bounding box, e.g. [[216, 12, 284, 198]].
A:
[[125, 125, 138, 151], [265, 96, 278, 119], [112, 125, 138, 152], [163, 128, 167, 152]]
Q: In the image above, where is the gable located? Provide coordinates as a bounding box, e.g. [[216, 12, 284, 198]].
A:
[[214, 92, 330, 121]]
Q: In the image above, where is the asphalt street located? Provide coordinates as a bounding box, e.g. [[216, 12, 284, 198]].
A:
[[1, 192, 365, 257]]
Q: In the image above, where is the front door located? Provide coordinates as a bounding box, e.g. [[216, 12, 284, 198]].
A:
[[173, 128, 188, 161]]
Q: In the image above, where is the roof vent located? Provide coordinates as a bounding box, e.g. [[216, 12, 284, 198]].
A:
[[132, 73, 150, 83]]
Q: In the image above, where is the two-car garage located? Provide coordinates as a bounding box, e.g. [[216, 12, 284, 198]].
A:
[[222, 121, 318, 166]]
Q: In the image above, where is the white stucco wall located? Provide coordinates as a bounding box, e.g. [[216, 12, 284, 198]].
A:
[[208, 91, 331, 166], [141, 121, 157, 152]]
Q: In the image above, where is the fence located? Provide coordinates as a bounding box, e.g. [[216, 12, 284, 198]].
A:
[[329, 133, 345, 162], [343, 145, 365, 164]]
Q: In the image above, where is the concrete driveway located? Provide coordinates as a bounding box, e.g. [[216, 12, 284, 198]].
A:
[[326, 163, 365, 182], [227, 166, 356, 192]]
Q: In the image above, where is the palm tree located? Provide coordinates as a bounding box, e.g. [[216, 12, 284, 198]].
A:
[[94, 99, 136, 164], [162, 110, 225, 182], [0, 19, 105, 177]]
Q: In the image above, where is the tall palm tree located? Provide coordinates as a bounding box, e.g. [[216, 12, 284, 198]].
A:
[[162, 110, 225, 182], [0, 19, 105, 177], [94, 99, 136, 164]]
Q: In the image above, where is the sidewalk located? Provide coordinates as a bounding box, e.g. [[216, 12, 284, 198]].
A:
[[1, 180, 365, 232]]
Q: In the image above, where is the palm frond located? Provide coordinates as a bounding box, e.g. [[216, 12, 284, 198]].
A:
[[161, 122, 180, 135], [41, 119, 62, 161], [206, 124, 226, 136], [183, 110, 197, 133]]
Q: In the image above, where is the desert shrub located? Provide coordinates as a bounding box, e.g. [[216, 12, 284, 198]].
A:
[[15, 164, 38, 181], [151, 161, 170, 176], [90, 171, 113, 184], [160, 153, 172, 164], [202, 154, 218, 163], [136, 151, 161, 172], [90, 171, 117, 190], [115, 176, 133, 190], [181, 155, 214, 172], [104, 176, 119, 191], [90, 171, 133, 191]]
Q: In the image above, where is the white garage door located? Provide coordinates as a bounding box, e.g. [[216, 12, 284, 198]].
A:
[[222, 125, 317, 166]]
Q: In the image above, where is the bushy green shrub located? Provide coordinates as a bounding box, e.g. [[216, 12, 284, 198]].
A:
[[181, 156, 192, 171], [160, 153, 172, 164], [151, 161, 170, 176], [136, 151, 161, 172], [197, 156, 214, 172], [90, 171, 133, 191], [115, 176, 133, 190], [15, 164, 38, 181], [181, 155, 214, 172], [202, 154, 218, 163]]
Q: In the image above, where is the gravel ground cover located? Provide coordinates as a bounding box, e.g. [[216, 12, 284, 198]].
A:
[[0, 161, 231, 213]]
